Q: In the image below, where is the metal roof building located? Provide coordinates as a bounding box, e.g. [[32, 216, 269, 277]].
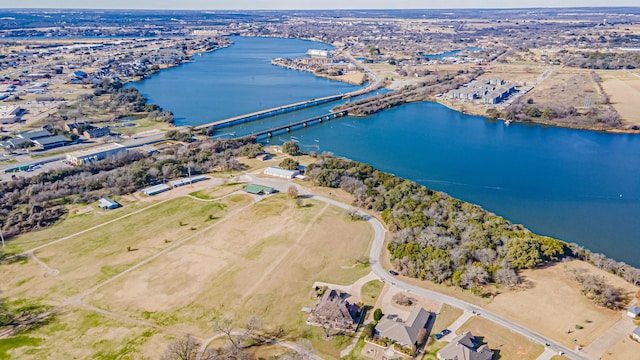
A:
[[169, 175, 209, 188], [98, 197, 120, 210], [66, 143, 127, 165], [263, 166, 299, 179], [243, 184, 275, 195], [141, 184, 171, 196]]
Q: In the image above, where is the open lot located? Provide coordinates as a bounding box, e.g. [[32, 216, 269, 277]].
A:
[[87, 194, 372, 334], [458, 316, 545, 360], [0, 180, 374, 358], [598, 70, 640, 126], [601, 335, 640, 360], [485, 260, 638, 348], [0, 307, 169, 360]]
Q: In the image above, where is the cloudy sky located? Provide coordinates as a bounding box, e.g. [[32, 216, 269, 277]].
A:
[[0, 0, 638, 9]]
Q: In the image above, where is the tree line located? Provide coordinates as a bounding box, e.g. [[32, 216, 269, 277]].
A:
[[305, 154, 639, 307], [0, 138, 252, 240]]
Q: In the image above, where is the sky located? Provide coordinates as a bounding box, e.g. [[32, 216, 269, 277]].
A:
[[1, 0, 639, 10]]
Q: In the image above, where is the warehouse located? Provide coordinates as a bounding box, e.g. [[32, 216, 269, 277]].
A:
[[263, 166, 299, 179], [98, 197, 120, 210], [66, 143, 127, 165], [141, 184, 171, 196], [169, 175, 209, 188]]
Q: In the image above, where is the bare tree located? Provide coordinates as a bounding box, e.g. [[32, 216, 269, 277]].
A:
[[287, 185, 299, 199], [162, 335, 200, 360]]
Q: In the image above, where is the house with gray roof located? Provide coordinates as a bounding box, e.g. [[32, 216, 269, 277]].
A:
[[633, 327, 640, 341], [307, 289, 361, 332], [627, 305, 640, 318], [376, 307, 431, 348], [437, 331, 493, 360]]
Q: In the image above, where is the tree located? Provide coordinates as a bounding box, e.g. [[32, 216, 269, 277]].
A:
[[494, 266, 520, 287], [288, 185, 299, 199], [373, 308, 383, 322], [282, 141, 301, 156], [507, 238, 542, 269], [279, 158, 300, 170], [161, 335, 200, 360]]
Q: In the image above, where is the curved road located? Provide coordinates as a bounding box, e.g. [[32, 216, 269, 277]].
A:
[[248, 174, 587, 360]]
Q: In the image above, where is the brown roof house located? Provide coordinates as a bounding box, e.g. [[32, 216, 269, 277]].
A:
[[376, 307, 431, 348], [437, 331, 493, 360], [307, 289, 361, 332]]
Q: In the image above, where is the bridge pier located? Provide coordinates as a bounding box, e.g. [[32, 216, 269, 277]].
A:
[[326, 115, 331, 121], [303, 122, 307, 128], [319, 117, 323, 123], [268, 132, 272, 138], [286, 127, 291, 133]]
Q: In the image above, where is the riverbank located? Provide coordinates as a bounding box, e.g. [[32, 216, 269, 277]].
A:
[[433, 98, 640, 134], [271, 59, 366, 85]]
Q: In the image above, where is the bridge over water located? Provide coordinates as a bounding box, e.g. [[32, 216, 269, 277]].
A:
[[237, 111, 348, 140], [194, 94, 345, 132]]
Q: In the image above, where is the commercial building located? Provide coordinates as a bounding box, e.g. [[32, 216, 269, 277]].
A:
[[0, 105, 22, 124], [98, 197, 120, 210], [32, 135, 69, 150], [243, 184, 275, 195], [66, 143, 127, 165], [168, 175, 209, 188], [263, 166, 299, 179], [141, 184, 171, 196]]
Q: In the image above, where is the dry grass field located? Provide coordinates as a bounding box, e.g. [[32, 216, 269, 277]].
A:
[[601, 335, 640, 360], [597, 70, 640, 126], [485, 260, 638, 348], [525, 68, 605, 112], [0, 182, 375, 358], [458, 316, 545, 360], [87, 194, 372, 334]]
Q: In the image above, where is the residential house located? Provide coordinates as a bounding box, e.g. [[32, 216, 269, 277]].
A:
[[307, 289, 361, 332], [437, 332, 493, 360], [627, 305, 640, 318], [376, 307, 431, 348]]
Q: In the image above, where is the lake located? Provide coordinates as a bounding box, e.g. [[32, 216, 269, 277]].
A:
[[130, 36, 640, 267]]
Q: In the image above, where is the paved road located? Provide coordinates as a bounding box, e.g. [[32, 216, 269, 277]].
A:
[[247, 173, 588, 360]]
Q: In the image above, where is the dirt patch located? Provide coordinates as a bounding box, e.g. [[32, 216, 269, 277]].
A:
[[601, 335, 640, 360], [486, 260, 638, 348]]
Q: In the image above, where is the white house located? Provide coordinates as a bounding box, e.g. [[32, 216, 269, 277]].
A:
[[263, 166, 299, 179], [632, 327, 640, 341], [627, 305, 640, 318]]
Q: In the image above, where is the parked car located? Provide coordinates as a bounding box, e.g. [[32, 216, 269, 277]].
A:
[[389, 270, 399, 276], [434, 329, 451, 340]]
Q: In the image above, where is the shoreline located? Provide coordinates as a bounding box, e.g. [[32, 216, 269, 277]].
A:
[[433, 98, 640, 135], [271, 60, 367, 86]]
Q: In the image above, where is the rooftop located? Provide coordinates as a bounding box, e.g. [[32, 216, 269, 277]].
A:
[[66, 143, 126, 158]]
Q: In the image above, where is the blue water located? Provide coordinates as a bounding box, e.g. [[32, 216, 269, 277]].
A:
[[130, 36, 361, 126], [129, 36, 640, 267]]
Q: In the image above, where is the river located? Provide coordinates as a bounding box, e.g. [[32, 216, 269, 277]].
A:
[[129, 36, 640, 267]]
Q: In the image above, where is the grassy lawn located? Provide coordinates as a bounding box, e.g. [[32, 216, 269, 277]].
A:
[[0, 196, 244, 305], [86, 195, 373, 342], [458, 316, 544, 360], [422, 340, 448, 360], [0, 308, 166, 359], [189, 182, 246, 200], [361, 280, 384, 307], [4, 197, 160, 254], [431, 304, 464, 334]]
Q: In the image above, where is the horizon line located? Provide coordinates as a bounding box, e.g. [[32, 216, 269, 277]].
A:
[[1, 6, 639, 11]]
